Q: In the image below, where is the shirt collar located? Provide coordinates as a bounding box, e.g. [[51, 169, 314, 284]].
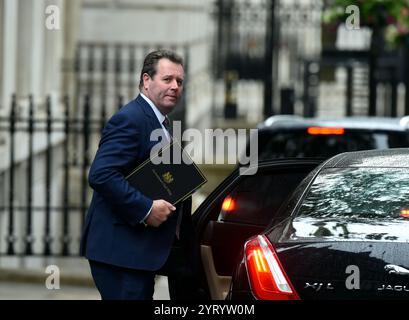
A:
[[140, 93, 166, 125], [140, 93, 171, 142]]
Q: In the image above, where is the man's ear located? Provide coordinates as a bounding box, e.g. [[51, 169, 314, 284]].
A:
[[142, 73, 150, 90]]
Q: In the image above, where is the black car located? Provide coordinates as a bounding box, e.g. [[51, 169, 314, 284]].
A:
[[171, 158, 322, 300], [250, 115, 409, 160], [228, 148, 409, 300], [169, 118, 409, 300]]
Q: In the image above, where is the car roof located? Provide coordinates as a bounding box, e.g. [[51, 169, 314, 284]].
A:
[[323, 148, 409, 169], [259, 115, 409, 132]]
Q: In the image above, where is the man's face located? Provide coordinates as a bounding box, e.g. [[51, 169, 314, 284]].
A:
[[143, 58, 184, 115]]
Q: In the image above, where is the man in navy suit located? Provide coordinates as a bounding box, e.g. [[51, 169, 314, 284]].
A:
[[80, 50, 194, 300]]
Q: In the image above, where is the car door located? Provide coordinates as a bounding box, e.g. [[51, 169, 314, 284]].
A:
[[186, 159, 322, 300]]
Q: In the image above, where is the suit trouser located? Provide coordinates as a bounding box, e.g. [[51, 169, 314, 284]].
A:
[[89, 236, 196, 300], [89, 260, 156, 300]]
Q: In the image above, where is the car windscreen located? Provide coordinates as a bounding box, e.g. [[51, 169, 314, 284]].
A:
[[258, 129, 409, 159], [287, 167, 409, 242]]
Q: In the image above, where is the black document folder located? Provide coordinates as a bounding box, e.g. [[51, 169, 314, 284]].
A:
[[125, 141, 207, 205]]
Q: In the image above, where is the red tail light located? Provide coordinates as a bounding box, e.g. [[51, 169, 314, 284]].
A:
[[307, 127, 345, 135], [244, 235, 300, 300]]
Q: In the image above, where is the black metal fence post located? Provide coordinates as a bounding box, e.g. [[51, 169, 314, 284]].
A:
[[43, 96, 53, 255], [25, 95, 34, 255], [280, 88, 295, 115], [81, 95, 91, 230], [303, 62, 312, 117], [405, 47, 409, 115], [390, 66, 398, 117], [62, 95, 70, 256], [115, 44, 122, 104], [263, 0, 276, 118], [87, 44, 95, 98], [368, 28, 384, 116], [7, 94, 16, 255], [346, 66, 353, 117], [117, 95, 124, 110], [73, 46, 81, 167], [100, 45, 108, 134], [224, 70, 238, 119], [128, 44, 136, 100]]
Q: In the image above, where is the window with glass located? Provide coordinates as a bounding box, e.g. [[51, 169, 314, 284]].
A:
[[258, 130, 409, 159], [290, 167, 409, 242]]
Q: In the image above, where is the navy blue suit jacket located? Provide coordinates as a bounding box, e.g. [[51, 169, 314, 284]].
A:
[[80, 95, 187, 271]]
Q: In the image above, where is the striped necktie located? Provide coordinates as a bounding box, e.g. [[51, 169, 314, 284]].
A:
[[162, 116, 172, 140], [163, 116, 180, 237]]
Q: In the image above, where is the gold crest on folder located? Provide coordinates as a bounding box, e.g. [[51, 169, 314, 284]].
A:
[[162, 172, 174, 184]]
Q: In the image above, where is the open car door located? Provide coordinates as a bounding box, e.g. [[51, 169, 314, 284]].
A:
[[168, 159, 322, 300]]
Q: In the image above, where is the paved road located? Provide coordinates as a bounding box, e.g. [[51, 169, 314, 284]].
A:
[[0, 276, 170, 300]]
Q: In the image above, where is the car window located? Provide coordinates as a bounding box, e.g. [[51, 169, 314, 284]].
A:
[[288, 167, 409, 242], [258, 130, 409, 160], [218, 169, 307, 226], [271, 164, 321, 225]]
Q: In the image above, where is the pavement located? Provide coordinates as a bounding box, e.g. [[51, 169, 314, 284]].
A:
[[0, 193, 211, 300], [0, 256, 170, 300], [0, 186, 211, 301]]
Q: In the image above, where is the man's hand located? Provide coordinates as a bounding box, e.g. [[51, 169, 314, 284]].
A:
[[145, 200, 176, 227]]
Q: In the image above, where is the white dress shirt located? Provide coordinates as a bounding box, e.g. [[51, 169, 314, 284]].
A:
[[139, 93, 172, 224]]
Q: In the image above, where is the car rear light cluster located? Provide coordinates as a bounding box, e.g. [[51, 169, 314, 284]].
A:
[[244, 235, 300, 300]]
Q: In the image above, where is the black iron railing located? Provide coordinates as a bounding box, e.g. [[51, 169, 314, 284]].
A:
[[0, 43, 191, 256], [0, 94, 102, 256]]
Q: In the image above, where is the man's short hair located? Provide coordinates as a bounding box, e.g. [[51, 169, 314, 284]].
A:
[[139, 50, 184, 90]]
